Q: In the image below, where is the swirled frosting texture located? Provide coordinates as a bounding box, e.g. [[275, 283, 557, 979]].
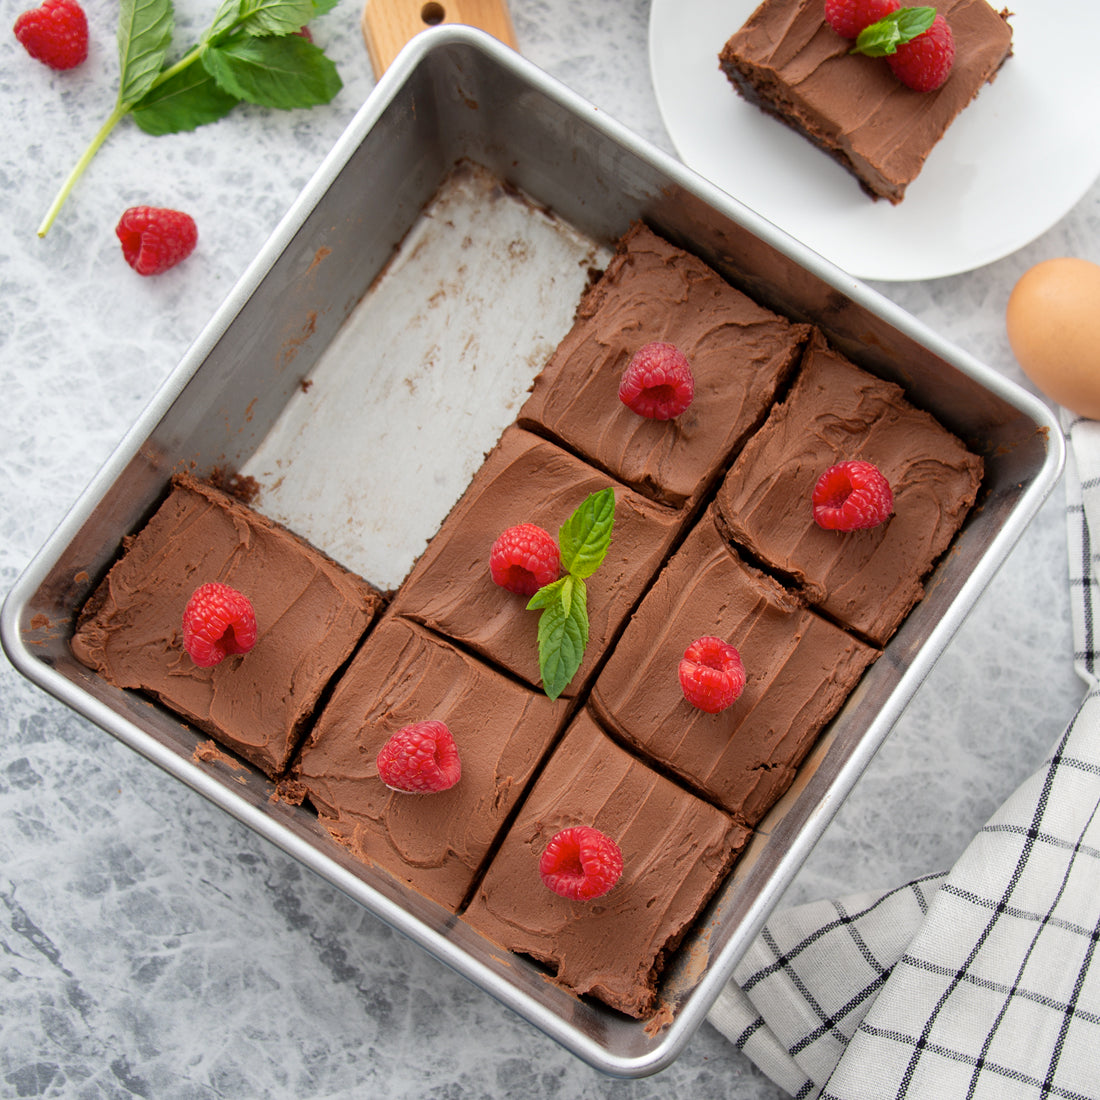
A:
[[464, 709, 749, 1018], [294, 615, 571, 912], [715, 331, 983, 645], [71, 474, 383, 776], [719, 0, 1013, 202], [591, 511, 877, 824], [519, 223, 809, 506]]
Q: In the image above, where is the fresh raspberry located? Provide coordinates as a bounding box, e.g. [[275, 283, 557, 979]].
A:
[[887, 13, 955, 92], [618, 342, 695, 421], [489, 522, 560, 597], [13, 0, 88, 70], [182, 582, 257, 667], [116, 206, 198, 276], [679, 636, 746, 714], [812, 460, 894, 531], [824, 0, 900, 40], [376, 720, 462, 793], [539, 826, 623, 901]]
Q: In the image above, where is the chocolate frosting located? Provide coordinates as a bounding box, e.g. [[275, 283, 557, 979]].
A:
[[390, 427, 685, 696], [71, 474, 383, 776], [294, 615, 571, 912], [519, 223, 809, 506], [591, 510, 878, 824], [719, 0, 1013, 202], [464, 708, 749, 1018], [714, 331, 983, 645]]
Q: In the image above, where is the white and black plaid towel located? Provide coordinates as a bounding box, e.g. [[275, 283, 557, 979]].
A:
[[709, 412, 1100, 1099]]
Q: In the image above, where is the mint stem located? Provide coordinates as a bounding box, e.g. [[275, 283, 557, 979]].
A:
[[37, 105, 128, 238], [36, 47, 205, 238]]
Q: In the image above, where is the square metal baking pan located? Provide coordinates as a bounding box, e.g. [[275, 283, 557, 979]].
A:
[[1, 27, 1064, 1077]]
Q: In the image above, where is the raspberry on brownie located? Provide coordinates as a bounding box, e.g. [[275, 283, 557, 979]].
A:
[[294, 615, 571, 912], [518, 223, 809, 508], [465, 708, 749, 1018], [70, 474, 383, 777], [590, 511, 877, 826], [714, 330, 984, 647]]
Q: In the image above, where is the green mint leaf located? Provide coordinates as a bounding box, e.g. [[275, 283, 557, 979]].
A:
[[132, 66, 239, 134], [202, 33, 341, 108], [533, 576, 588, 700], [117, 0, 175, 108], [207, 0, 244, 39], [558, 487, 616, 580], [237, 0, 317, 37], [526, 575, 568, 612], [311, 0, 339, 15], [852, 6, 935, 56]]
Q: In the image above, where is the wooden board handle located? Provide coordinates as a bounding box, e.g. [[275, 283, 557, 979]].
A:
[[362, 0, 517, 77]]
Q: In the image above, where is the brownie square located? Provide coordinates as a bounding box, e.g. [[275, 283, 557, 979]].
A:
[[719, 0, 1013, 203], [518, 223, 809, 507], [464, 708, 749, 1017], [591, 510, 878, 825], [293, 615, 571, 912], [390, 426, 686, 696], [71, 474, 383, 777], [713, 331, 983, 646]]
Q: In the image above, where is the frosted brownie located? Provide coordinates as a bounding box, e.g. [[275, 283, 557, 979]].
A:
[[390, 426, 686, 696], [518, 223, 810, 507], [591, 510, 877, 824], [714, 331, 984, 646], [71, 474, 384, 777], [293, 615, 571, 912], [464, 708, 750, 1018], [719, 0, 1013, 202]]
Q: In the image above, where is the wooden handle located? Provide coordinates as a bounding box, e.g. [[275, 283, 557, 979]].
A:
[[362, 0, 517, 77]]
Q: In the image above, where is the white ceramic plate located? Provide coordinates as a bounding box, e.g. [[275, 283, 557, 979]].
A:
[[649, 0, 1100, 281]]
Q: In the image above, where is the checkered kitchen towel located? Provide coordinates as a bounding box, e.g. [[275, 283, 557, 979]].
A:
[[709, 413, 1100, 1099]]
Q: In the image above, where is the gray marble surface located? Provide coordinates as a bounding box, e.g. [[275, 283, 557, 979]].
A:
[[1, 0, 1096, 1096]]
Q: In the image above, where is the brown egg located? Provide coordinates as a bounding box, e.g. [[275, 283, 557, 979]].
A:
[[1006, 257, 1100, 419]]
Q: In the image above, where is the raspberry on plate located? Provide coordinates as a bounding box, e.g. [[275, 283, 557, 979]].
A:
[[679, 635, 746, 714], [376, 720, 462, 793], [182, 582, 257, 668], [539, 825, 623, 901], [618, 341, 695, 420], [116, 206, 198, 276], [489, 521, 561, 596], [887, 12, 955, 92], [13, 0, 88, 70], [824, 0, 900, 40], [812, 459, 894, 531]]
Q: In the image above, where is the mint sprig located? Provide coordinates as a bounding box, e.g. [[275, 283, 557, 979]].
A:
[[37, 0, 342, 237], [852, 6, 935, 56], [526, 487, 615, 700]]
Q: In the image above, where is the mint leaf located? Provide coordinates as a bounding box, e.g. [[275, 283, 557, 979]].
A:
[[527, 575, 568, 612], [132, 66, 239, 134], [117, 0, 175, 108], [207, 0, 244, 39], [203, 33, 341, 108], [852, 6, 935, 56], [237, 0, 317, 37], [558, 487, 616, 580], [533, 576, 589, 700], [525, 488, 615, 698]]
